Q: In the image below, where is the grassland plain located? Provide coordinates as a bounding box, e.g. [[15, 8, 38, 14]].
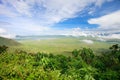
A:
[[9, 37, 113, 56]]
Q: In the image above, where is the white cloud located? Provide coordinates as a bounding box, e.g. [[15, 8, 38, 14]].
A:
[[0, 34, 15, 39], [0, 28, 15, 38], [18, 22, 50, 32], [1, 0, 31, 16], [60, 27, 120, 39], [82, 39, 94, 44], [37, 0, 112, 24], [0, 0, 115, 37], [87, 10, 120, 39], [88, 10, 120, 30], [69, 27, 88, 37], [0, 0, 112, 24], [0, 5, 17, 17], [102, 34, 120, 39], [0, 28, 6, 33], [94, 0, 113, 7]]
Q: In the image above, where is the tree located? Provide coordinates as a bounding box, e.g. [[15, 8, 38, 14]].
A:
[[80, 48, 94, 64], [72, 49, 80, 57]]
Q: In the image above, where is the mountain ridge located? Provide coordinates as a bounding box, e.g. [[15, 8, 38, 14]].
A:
[[0, 37, 20, 46]]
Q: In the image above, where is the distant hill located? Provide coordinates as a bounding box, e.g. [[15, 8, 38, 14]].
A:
[[0, 37, 20, 46]]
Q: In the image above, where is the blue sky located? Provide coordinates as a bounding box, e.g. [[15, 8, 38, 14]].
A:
[[0, 0, 120, 38]]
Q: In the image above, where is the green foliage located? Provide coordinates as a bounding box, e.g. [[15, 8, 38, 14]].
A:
[[80, 48, 94, 64], [72, 49, 80, 57], [72, 48, 95, 64], [0, 44, 120, 80], [109, 44, 120, 61], [0, 45, 8, 54]]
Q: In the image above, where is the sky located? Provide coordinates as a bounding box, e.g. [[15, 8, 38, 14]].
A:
[[0, 0, 120, 38]]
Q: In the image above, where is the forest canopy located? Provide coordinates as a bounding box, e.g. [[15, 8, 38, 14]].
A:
[[0, 44, 120, 80]]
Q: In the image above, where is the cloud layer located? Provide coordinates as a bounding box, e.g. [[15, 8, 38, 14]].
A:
[[87, 10, 120, 39], [1, 0, 119, 39], [0, 28, 15, 38], [88, 10, 120, 30], [0, 0, 112, 25]]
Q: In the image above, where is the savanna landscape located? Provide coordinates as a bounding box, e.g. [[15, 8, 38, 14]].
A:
[[0, 0, 120, 80], [0, 36, 120, 80]]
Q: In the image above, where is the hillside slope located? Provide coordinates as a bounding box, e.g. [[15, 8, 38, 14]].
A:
[[0, 37, 20, 46]]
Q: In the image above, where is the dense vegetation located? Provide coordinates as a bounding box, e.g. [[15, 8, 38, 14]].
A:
[[0, 44, 120, 80]]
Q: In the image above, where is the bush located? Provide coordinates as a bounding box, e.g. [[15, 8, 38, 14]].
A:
[[0, 45, 8, 54]]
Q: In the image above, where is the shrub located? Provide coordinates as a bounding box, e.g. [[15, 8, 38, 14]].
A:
[[0, 45, 8, 54]]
